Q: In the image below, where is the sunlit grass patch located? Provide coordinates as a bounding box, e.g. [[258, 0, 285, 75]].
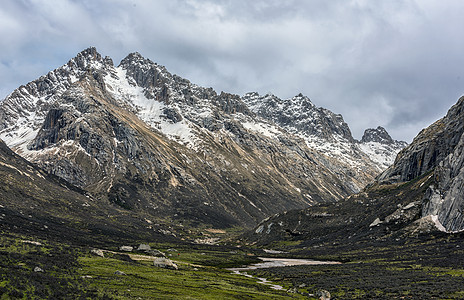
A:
[[79, 254, 304, 299]]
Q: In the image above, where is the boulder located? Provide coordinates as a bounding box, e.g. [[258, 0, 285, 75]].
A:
[[317, 290, 331, 300], [137, 244, 151, 251], [114, 270, 126, 276], [369, 217, 382, 227], [119, 246, 133, 252], [153, 257, 178, 270], [114, 253, 135, 262], [90, 249, 105, 257]]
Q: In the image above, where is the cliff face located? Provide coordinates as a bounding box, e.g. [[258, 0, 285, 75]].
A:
[[379, 96, 464, 231], [380, 97, 464, 183], [421, 98, 464, 231]]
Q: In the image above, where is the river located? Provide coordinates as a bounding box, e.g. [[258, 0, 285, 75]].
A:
[[228, 257, 341, 290]]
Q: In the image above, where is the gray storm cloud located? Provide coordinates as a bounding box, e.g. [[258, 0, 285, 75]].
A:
[[1, 0, 463, 142]]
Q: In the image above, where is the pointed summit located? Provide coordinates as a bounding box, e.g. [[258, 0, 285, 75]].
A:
[[77, 46, 100, 59], [119, 51, 155, 69], [67, 46, 112, 69], [125, 51, 144, 60], [361, 126, 394, 144], [291, 93, 315, 109]]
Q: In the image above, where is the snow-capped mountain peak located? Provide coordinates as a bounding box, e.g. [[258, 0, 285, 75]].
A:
[[358, 126, 407, 170], [0, 47, 407, 227], [361, 126, 394, 144], [0, 47, 115, 154]]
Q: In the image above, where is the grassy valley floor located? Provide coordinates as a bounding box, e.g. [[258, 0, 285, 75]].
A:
[[1, 231, 464, 299], [0, 233, 304, 299]]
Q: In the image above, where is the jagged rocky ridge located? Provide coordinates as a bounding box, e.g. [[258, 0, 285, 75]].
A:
[[243, 93, 406, 175], [0, 47, 405, 228]]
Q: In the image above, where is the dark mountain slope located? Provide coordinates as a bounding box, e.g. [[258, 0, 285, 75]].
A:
[[0, 138, 176, 246]]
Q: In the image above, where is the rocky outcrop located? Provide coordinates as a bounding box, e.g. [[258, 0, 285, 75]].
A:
[[358, 127, 407, 171], [361, 126, 406, 146], [422, 119, 464, 231], [378, 96, 464, 232], [379, 97, 464, 183], [153, 257, 178, 270]]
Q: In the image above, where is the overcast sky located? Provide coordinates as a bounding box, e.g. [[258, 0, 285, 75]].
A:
[[1, 0, 464, 142]]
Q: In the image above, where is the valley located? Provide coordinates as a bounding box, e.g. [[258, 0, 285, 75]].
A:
[[2, 224, 464, 299], [1, 48, 464, 299]]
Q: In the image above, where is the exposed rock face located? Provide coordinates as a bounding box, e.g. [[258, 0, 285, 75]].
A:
[[422, 118, 464, 231], [362, 126, 399, 145], [0, 47, 406, 229], [243, 92, 353, 142], [380, 98, 464, 183], [380, 96, 464, 232]]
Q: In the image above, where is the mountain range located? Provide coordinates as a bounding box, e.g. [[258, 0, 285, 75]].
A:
[[0, 47, 406, 230]]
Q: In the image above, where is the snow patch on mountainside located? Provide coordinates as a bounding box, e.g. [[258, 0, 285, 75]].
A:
[[0, 124, 39, 157], [304, 135, 359, 164], [358, 142, 402, 170], [104, 67, 196, 146], [241, 121, 281, 139]]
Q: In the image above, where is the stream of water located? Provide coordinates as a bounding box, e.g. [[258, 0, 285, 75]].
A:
[[228, 257, 341, 290]]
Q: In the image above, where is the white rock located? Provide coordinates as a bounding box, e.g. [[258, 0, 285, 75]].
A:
[[153, 257, 178, 270], [119, 246, 133, 252], [369, 217, 382, 227]]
